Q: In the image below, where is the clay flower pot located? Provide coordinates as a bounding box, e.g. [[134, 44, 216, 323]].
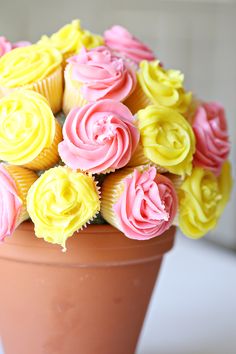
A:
[[0, 222, 176, 354]]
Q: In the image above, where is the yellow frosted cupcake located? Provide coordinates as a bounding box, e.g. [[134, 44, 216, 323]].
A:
[[124, 60, 192, 115], [0, 90, 62, 170], [128, 105, 196, 176], [27, 166, 101, 250], [216, 160, 233, 217], [38, 19, 104, 63], [177, 167, 223, 238], [0, 44, 63, 113], [0, 163, 38, 241]]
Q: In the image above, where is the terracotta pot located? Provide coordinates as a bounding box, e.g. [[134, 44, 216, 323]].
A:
[[0, 222, 175, 354]]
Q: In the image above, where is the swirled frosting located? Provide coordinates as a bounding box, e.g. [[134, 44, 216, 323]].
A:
[[104, 25, 155, 64], [137, 105, 196, 176], [0, 36, 12, 57], [67, 46, 136, 102], [178, 167, 222, 238], [138, 60, 192, 113], [0, 90, 56, 165], [38, 20, 103, 56], [113, 167, 177, 240], [193, 102, 230, 175], [27, 166, 100, 249], [0, 44, 62, 88], [58, 100, 140, 173], [0, 164, 22, 241]]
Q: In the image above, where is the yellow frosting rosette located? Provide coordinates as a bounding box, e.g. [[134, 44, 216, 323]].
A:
[[216, 160, 233, 217], [38, 20, 104, 62], [27, 166, 101, 250], [177, 167, 223, 239], [0, 44, 63, 113], [0, 90, 62, 170], [124, 60, 192, 115], [128, 105, 196, 176]]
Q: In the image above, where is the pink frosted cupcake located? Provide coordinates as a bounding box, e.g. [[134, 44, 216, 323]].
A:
[[0, 164, 38, 242], [12, 41, 31, 49], [104, 25, 155, 66], [58, 100, 140, 174], [193, 102, 230, 175], [0, 37, 12, 57], [101, 166, 178, 240], [62, 46, 137, 115]]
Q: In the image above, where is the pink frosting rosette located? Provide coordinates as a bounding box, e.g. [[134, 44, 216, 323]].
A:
[[0, 36, 12, 57], [58, 99, 140, 174], [104, 25, 155, 65], [101, 166, 178, 240], [0, 165, 22, 241], [12, 41, 31, 49], [193, 102, 230, 175], [67, 46, 137, 101]]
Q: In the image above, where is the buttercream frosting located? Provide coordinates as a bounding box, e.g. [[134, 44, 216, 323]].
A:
[[67, 46, 137, 102], [113, 167, 178, 240], [27, 166, 100, 250], [104, 25, 155, 64], [0, 90, 56, 165], [0, 36, 12, 57], [58, 99, 140, 173], [193, 102, 230, 175]]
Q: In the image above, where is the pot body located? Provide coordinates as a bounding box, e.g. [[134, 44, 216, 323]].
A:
[[0, 222, 175, 354]]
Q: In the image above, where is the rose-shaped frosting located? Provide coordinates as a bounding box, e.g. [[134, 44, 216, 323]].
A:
[[0, 36, 12, 57], [0, 90, 56, 165], [67, 46, 136, 102], [104, 25, 155, 64], [27, 166, 100, 250], [38, 20, 103, 56], [12, 41, 31, 49], [113, 167, 178, 240], [193, 102, 230, 175], [0, 164, 22, 241], [137, 105, 196, 176], [178, 167, 222, 238], [138, 60, 192, 114], [0, 44, 62, 88], [216, 160, 233, 217], [59, 100, 139, 173]]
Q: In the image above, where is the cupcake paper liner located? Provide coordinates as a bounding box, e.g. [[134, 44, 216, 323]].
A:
[[123, 79, 152, 115], [3, 164, 38, 225], [62, 65, 88, 115], [128, 143, 168, 173], [24, 120, 62, 171], [0, 66, 63, 114]]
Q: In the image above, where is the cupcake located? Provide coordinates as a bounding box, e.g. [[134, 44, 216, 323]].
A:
[[124, 60, 192, 115], [38, 20, 103, 62], [0, 44, 63, 113], [192, 102, 230, 175], [27, 166, 101, 250], [0, 36, 12, 57], [176, 167, 223, 239], [101, 166, 178, 240], [128, 105, 196, 176], [0, 163, 38, 242], [216, 160, 233, 217], [104, 25, 155, 66], [59, 100, 140, 174], [0, 90, 62, 170], [62, 46, 137, 115]]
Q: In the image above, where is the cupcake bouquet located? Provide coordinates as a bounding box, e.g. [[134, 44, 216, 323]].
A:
[[0, 21, 233, 251]]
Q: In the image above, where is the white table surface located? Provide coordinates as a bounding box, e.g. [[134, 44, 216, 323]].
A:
[[1, 232, 236, 354], [137, 232, 236, 354]]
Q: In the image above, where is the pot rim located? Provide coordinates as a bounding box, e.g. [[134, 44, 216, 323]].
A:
[[0, 222, 176, 268]]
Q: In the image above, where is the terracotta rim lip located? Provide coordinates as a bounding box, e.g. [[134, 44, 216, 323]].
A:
[[0, 222, 176, 268]]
